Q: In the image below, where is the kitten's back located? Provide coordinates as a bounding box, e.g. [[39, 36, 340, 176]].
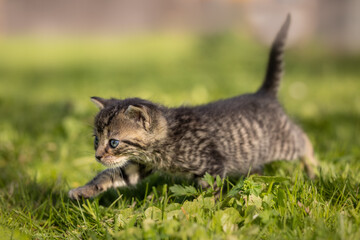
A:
[[174, 94, 304, 175], [167, 15, 308, 175]]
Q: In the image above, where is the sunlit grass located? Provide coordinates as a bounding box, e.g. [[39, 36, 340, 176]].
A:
[[0, 33, 359, 239]]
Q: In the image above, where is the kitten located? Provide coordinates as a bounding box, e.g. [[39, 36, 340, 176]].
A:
[[68, 15, 318, 200]]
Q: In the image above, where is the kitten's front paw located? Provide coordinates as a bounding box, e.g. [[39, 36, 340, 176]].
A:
[[68, 185, 98, 200]]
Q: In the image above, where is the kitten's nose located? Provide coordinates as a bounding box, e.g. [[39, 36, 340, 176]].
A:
[[95, 155, 103, 161]]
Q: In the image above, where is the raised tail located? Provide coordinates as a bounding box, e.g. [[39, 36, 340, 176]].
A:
[[257, 14, 291, 97]]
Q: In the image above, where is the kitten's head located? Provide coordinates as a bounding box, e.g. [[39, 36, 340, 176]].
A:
[[90, 97, 167, 168]]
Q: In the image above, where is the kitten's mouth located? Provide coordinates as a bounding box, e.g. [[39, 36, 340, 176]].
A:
[[97, 156, 130, 168]]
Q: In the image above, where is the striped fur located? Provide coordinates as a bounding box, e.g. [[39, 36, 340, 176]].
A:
[[68, 15, 318, 200]]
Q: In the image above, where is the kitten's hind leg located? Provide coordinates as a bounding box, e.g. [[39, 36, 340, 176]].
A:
[[68, 162, 152, 200], [300, 135, 319, 179]]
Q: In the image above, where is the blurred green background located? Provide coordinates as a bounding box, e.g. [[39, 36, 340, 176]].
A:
[[0, 33, 359, 187]]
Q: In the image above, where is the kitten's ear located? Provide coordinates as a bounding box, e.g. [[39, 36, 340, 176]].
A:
[[90, 97, 108, 109], [125, 105, 151, 130]]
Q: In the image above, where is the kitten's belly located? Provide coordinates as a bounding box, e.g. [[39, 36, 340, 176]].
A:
[[223, 140, 270, 175]]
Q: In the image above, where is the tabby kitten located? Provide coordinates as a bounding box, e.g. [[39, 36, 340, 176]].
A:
[[69, 15, 318, 200]]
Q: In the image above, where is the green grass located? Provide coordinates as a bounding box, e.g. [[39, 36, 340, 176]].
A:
[[0, 33, 360, 239]]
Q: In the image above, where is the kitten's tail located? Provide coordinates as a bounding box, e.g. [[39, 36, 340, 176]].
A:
[[257, 14, 291, 97]]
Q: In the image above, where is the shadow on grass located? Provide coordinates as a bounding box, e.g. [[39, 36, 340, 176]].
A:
[[0, 98, 85, 137], [300, 111, 360, 155], [98, 173, 195, 206]]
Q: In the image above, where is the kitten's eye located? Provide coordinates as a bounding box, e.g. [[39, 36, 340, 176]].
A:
[[94, 136, 99, 148], [109, 139, 120, 148]]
